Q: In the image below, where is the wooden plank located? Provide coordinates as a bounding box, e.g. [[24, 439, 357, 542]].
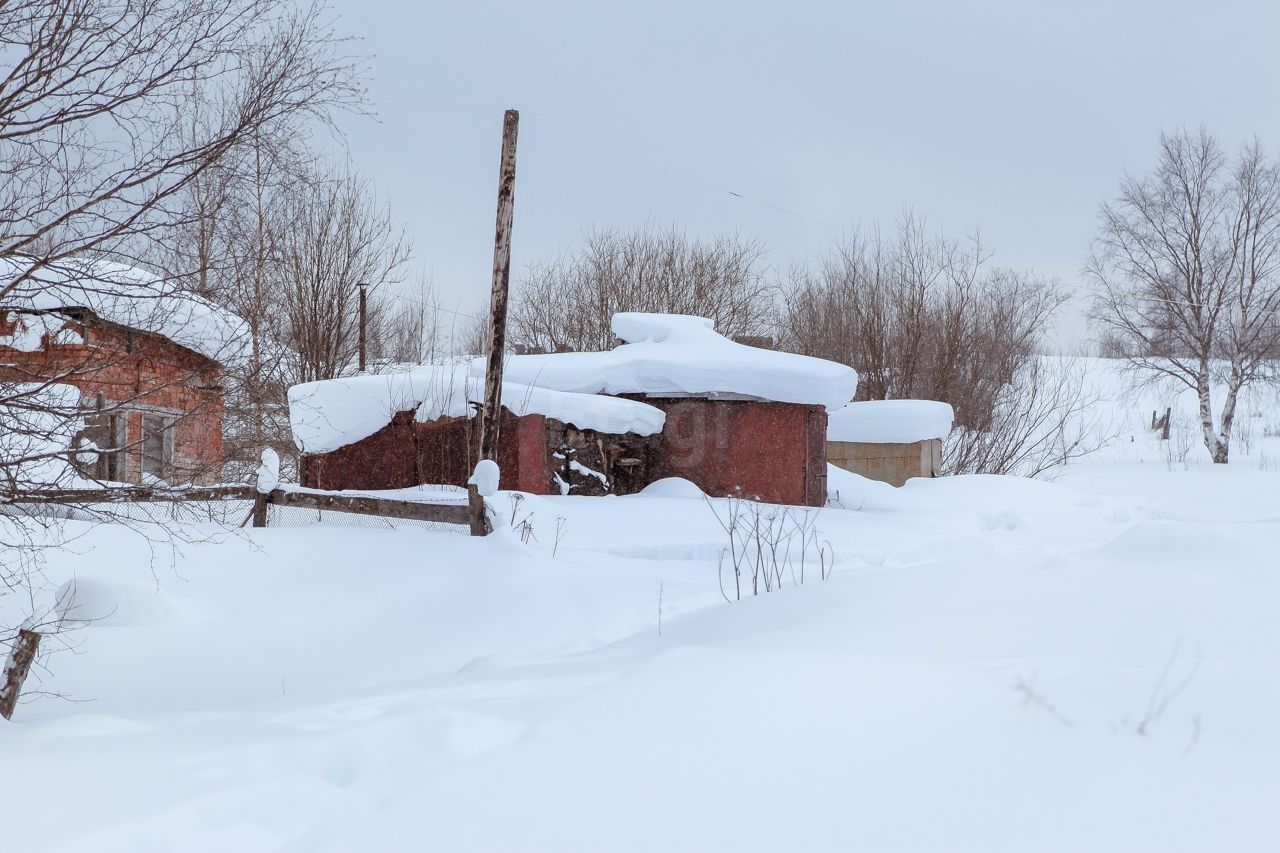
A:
[[6, 485, 258, 505], [265, 489, 470, 526]]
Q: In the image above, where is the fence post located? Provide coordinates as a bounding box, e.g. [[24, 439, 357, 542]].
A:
[[1, 629, 41, 721], [467, 484, 488, 536], [252, 491, 269, 528], [1161, 406, 1171, 441]]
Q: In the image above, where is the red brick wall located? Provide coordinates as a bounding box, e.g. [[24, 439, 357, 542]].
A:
[[0, 310, 225, 484], [302, 408, 549, 494], [647, 398, 828, 507]]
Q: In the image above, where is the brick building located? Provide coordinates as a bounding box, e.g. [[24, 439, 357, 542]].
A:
[[291, 314, 858, 507], [0, 258, 247, 486]]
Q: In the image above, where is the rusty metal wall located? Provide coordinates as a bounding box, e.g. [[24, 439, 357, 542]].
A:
[[303, 409, 548, 494], [647, 398, 827, 507]]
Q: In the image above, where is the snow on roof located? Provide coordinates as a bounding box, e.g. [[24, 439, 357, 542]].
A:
[[827, 400, 955, 444], [288, 365, 666, 454], [0, 256, 250, 366], [490, 313, 859, 412]]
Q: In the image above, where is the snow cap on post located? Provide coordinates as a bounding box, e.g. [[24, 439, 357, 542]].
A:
[[468, 459, 501, 497], [255, 448, 280, 494]]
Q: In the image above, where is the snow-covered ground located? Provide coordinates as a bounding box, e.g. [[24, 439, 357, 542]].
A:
[[5, 358, 1280, 852]]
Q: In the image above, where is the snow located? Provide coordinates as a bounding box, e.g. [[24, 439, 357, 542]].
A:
[[639, 476, 707, 499], [827, 398, 955, 443], [288, 365, 665, 454], [467, 459, 500, 497], [494, 312, 859, 411], [0, 312, 84, 352], [0, 382, 84, 489], [255, 448, 280, 494], [7, 356, 1280, 851], [0, 256, 250, 365]]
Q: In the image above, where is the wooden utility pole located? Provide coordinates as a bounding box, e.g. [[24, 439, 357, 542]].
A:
[[469, 109, 519, 537], [357, 282, 369, 373], [478, 109, 519, 462]]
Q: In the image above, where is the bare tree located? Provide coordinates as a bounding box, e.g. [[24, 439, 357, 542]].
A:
[[1089, 128, 1280, 463], [510, 226, 774, 352], [366, 281, 448, 368], [0, 0, 364, 715], [0, 0, 364, 278], [273, 168, 412, 383], [779, 214, 1065, 433]]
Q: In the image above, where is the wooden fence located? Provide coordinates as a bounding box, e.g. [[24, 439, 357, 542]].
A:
[[6, 484, 483, 535]]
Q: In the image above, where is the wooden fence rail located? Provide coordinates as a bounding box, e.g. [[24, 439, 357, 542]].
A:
[[5, 485, 475, 531], [3, 485, 257, 505], [254, 488, 472, 528]]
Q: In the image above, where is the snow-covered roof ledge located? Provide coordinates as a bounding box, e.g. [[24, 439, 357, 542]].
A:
[[827, 400, 955, 444], [288, 365, 666, 455], [489, 312, 859, 412], [0, 256, 250, 366]]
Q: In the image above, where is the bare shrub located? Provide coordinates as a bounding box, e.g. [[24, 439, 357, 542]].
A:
[[781, 213, 1092, 475], [510, 226, 774, 353], [708, 496, 832, 601], [780, 214, 1065, 433], [944, 356, 1114, 478]]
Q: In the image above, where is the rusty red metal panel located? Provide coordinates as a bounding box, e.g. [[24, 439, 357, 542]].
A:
[[646, 398, 818, 506], [302, 409, 418, 491], [803, 406, 828, 507]]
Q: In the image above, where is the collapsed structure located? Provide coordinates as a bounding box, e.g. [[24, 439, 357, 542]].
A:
[[291, 313, 859, 505]]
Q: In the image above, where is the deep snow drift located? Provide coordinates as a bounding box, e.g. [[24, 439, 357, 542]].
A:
[[4, 357, 1280, 852]]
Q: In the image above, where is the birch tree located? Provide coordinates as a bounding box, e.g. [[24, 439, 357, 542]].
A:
[[1088, 129, 1280, 463]]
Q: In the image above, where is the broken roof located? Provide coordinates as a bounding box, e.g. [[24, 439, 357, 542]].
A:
[[0, 256, 250, 366], [288, 365, 667, 455]]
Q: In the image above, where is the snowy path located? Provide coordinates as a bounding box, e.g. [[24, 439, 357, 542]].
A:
[[4, 465, 1280, 851]]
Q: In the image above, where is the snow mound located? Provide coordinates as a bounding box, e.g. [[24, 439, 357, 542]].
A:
[[54, 577, 179, 627], [828, 399, 954, 443], [825, 464, 906, 509], [0, 256, 250, 365], [288, 366, 666, 454], [492, 313, 859, 412], [638, 477, 706, 499]]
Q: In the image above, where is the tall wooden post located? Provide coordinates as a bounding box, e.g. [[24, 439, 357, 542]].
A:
[[478, 109, 519, 462], [358, 282, 368, 373]]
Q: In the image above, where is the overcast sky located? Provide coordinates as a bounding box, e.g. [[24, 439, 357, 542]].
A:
[[322, 0, 1280, 349]]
